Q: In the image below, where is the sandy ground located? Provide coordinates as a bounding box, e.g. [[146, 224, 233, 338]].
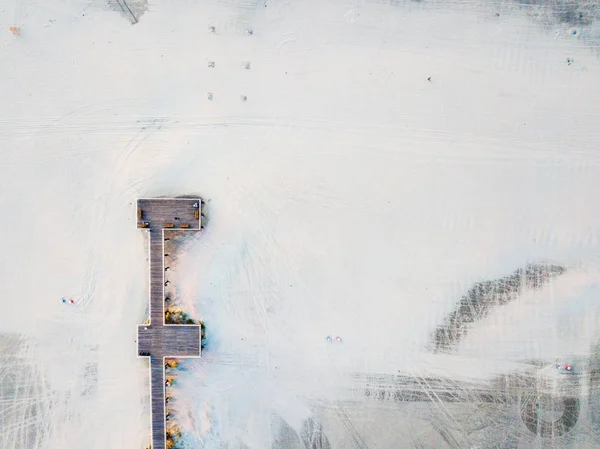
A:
[[1, 0, 600, 448]]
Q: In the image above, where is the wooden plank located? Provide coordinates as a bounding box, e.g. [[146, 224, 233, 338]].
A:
[[138, 325, 200, 357], [137, 198, 201, 230], [136, 198, 203, 449], [150, 358, 166, 449]]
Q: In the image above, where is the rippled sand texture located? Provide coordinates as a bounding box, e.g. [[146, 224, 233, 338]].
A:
[[1, 0, 600, 448]]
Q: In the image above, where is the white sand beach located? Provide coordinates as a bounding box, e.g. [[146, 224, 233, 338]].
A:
[[1, 0, 600, 447]]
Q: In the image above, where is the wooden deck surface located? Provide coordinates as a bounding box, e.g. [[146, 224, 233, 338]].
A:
[[136, 198, 202, 449], [150, 358, 166, 449], [138, 324, 201, 356], [137, 198, 201, 230], [150, 232, 165, 325]]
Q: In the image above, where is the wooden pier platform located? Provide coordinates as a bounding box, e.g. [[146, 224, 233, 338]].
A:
[[136, 198, 202, 449]]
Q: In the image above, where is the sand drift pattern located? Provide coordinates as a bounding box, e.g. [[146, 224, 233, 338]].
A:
[[358, 370, 583, 438], [520, 392, 580, 438], [300, 418, 332, 449], [432, 264, 566, 351]]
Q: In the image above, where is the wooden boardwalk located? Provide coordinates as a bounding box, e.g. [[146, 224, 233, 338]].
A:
[[136, 198, 202, 449]]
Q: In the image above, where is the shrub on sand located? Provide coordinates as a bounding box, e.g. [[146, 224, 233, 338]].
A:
[[165, 308, 195, 325], [165, 359, 179, 369]]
